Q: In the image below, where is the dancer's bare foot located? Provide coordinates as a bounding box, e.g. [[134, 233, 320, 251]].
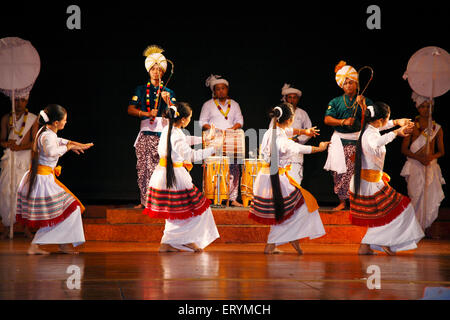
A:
[[28, 244, 50, 255], [381, 246, 396, 256], [290, 240, 303, 255], [264, 243, 283, 254], [183, 243, 203, 252], [358, 244, 376, 255], [333, 200, 346, 211], [58, 244, 79, 254], [158, 243, 181, 252], [134, 204, 144, 209], [230, 200, 243, 207]]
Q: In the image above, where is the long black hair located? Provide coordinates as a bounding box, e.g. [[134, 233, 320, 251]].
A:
[[353, 102, 391, 197], [164, 102, 192, 189], [268, 103, 295, 221], [27, 104, 67, 198]]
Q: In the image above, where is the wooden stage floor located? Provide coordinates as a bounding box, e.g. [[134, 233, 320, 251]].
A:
[[1, 238, 450, 301]]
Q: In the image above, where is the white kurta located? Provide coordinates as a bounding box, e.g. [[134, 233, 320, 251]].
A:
[[199, 98, 244, 130], [400, 123, 445, 230], [256, 127, 325, 245], [350, 125, 424, 252], [16, 129, 85, 246], [0, 112, 37, 227], [148, 126, 219, 251]]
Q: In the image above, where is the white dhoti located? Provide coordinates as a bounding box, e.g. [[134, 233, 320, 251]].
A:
[[0, 149, 31, 226], [400, 123, 445, 230]]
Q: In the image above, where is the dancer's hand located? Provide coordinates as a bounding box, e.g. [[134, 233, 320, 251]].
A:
[[304, 126, 320, 137], [394, 118, 412, 127]]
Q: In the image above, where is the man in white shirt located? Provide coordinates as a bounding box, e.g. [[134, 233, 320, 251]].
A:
[[199, 75, 244, 206], [281, 83, 312, 184]]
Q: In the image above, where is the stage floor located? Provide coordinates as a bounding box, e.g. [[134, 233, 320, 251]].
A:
[[1, 238, 450, 300]]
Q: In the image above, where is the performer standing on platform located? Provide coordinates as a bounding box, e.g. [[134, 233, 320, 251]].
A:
[[249, 103, 329, 254], [128, 45, 175, 209], [0, 93, 38, 239], [281, 83, 313, 184], [350, 102, 424, 255], [16, 104, 93, 254], [401, 92, 445, 232], [199, 74, 244, 207], [144, 102, 221, 252], [324, 61, 375, 211]]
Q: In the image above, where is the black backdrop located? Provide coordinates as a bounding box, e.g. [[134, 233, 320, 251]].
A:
[[1, 1, 448, 206]]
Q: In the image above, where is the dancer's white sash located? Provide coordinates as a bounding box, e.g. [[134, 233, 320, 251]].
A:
[[324, 131, 360, 174]]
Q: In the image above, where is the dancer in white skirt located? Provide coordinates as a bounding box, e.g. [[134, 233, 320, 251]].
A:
[[143, 102, 222, 252], [350, 102, 424, 256], [16, 104, 93, 254], [249, 103, 329, 254]]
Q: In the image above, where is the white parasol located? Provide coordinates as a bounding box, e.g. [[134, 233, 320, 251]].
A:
[[0, 37, 40, 239], [403, 46, 450, 225]]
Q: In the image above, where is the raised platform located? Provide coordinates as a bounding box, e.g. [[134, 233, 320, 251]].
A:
[[81, 206, 450, 243]]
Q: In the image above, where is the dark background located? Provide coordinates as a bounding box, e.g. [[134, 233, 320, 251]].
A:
[[1, 1, 448, 206]]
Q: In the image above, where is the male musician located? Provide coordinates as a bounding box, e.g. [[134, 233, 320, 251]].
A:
[[323, 61, 374, 211], [127, 45, 175, 208], [199, 74, 244, 207], [0, 93, 38, 239], [281, 83, 312, 184], [401, 92, 445, 232]]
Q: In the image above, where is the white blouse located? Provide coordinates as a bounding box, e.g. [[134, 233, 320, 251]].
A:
[[199, 98, 244, 130], [260, 127, 312, 168], [361, 124, 396, 171], [38, 130, 69, 168], [158, 126, 215, 164]]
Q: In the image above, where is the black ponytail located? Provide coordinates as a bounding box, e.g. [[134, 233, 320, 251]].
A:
[[27, 104, 67, 198], [164, 102, 192, 189], [353, 102, 391, 197], [268, 103, 294, 221]]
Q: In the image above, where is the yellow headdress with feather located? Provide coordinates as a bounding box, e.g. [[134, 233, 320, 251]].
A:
[[143, 45, 167, 72]]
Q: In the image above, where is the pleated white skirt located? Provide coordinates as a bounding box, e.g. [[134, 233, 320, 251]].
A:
[[32, 206, 85, 247], [161, 207, 219, 251]]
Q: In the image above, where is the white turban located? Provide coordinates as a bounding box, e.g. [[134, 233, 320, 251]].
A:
[[335, 61, 358, 88], [205, 74, 229, 92], [281, 83, 302, 101], [143, 45, 167, 72], [411, 91, 434, 108]]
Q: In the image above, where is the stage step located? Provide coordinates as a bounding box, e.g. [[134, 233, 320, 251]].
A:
[[82, 207, 368, 244]]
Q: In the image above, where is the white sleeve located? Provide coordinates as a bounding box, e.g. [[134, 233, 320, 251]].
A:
[[41, 134, 68, 157], [279, 136, 312, 155], [233, 102, 244, 127], [199, 103, 210, 128], [172, 135, 215, 163], [185, 135, 203, 146], [379, 119, 395, 132], [366, 130, 396, 150]]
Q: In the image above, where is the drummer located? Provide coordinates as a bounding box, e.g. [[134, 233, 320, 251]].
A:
[[281, 83, 313, 185], [199, 74, 244, 207]]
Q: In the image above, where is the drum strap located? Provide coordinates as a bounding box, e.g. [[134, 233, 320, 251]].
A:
[[261, 163, 319, 213], [159, 157, 193, 171]]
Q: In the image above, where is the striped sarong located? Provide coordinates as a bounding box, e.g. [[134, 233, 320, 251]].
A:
[[249, 188, 305, 225], [143, 185, 211, 220]]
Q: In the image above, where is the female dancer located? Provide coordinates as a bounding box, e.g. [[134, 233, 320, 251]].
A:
[[350, 102, 424, 255], [249, 103, 329, 254], [16, 104, 93, 254], [143, 102, 221, 252]]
